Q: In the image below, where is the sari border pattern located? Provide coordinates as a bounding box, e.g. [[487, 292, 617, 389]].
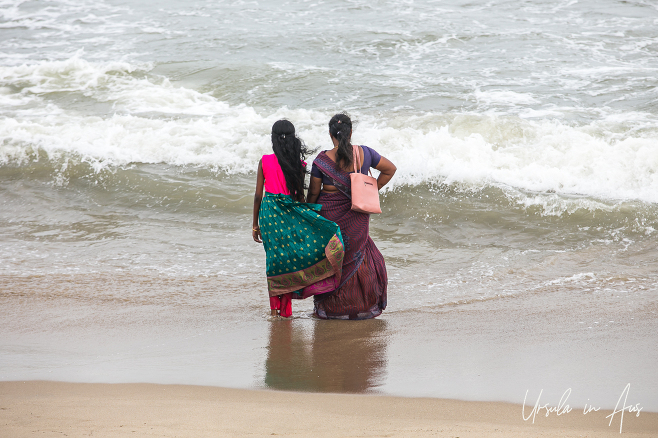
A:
[[267, 233, 344, 295]]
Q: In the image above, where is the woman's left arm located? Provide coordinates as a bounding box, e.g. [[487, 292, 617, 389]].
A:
[[307, 176, 322, 204], [375, 156, 396, 190], [252, 159, 264, 243]]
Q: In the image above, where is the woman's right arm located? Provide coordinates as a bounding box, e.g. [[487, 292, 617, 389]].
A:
[[307, 176, 322, 204], [375, 156, 396, 190], [252, 159, 264, 243]]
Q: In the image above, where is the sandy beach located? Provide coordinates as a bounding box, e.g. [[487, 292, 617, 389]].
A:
[[1, 381, 656, 437]]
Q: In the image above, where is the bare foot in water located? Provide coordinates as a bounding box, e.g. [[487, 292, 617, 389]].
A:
[[270, 309, 279, 317]]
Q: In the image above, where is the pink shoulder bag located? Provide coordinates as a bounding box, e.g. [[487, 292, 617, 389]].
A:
[[350, 145, 382, 214]]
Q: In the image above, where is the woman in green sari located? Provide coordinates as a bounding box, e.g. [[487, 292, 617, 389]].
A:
[[252, 120, 344, 317]]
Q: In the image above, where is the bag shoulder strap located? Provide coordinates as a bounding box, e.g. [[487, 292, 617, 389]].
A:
[[352, 145, 374, 177], [352, 144, 362, 174]]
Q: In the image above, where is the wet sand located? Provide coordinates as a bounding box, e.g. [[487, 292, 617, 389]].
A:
[[1, 273, 657, 412], [1, 381, 656, 437]]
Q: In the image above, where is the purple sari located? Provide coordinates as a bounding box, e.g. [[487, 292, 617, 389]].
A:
[[312, 150, 388, 320]]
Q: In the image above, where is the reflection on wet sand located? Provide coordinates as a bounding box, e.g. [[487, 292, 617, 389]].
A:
[[264, 319, 388, 393]]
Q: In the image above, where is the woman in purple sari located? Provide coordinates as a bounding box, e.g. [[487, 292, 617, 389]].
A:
[[307, 113, 397, 319]]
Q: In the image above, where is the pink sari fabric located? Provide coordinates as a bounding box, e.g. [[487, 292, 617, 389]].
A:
[[270, 294, 292, 318]]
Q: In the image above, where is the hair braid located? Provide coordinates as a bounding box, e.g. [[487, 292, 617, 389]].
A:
[[328, 112, 353, 170]]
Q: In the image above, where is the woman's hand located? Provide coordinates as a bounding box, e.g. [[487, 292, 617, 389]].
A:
[[252, 226, 262, 243]]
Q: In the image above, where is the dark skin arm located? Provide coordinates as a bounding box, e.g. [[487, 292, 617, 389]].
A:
[[374, 156, 397, 190], [307, 176, 322, 204], [252, 159, 264, 243]]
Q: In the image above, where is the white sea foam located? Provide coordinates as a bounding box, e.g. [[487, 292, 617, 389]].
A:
[[1, 51, 658, 206], [474, 89, 540, 106], [0, 0, 148, 65], [361, 114, 658, 203], [0, 54, 148, 95], [1, 57, 658, 205]]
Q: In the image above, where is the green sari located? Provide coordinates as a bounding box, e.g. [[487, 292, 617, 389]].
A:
[[259, 192, 344, 297]]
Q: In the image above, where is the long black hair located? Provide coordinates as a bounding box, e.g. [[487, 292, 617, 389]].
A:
[[328, 112, 353, 170], [271, 119, 311, 202]]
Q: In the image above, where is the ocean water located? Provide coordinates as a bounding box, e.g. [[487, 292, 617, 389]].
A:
[[1, 0, 657, 410]]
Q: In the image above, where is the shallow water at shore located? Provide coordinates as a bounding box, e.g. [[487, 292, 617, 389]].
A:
[[2, 166, 657, 409], [2, 270, 657, 410]]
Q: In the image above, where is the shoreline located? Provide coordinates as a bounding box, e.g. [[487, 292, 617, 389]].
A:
[[2, 276, 657, 411], [1, 381, 657, 437]]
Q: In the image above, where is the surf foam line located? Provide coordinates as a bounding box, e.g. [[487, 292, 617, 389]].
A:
[[2, 109, 657, 205], [1, 57, 657, 204]]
